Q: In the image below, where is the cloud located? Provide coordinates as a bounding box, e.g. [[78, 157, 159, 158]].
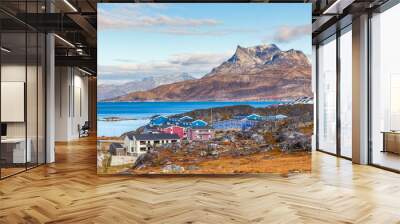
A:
[[158, 27, 256, 36], [98, 52, 231, 83], [113, 58, 137, 63], [169, 53, 230, 66], [271, 24, 311, 43], [98, 4, 260, 37], [98, 6, 220, 31]]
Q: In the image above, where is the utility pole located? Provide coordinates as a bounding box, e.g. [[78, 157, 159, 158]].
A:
[[210, 108, 213, 125]]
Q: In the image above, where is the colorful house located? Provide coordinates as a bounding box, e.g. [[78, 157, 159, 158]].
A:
[[213, 119, 258, 131], [191, 119, 208, 127], [179, 116, 193, 122], [264, 114, 288, 121], [124, 133, 180, 154], [159, 125, 185, 139], [177, 121, 192, 128], [213, 119, 243, 130], [246, 114, 263, 121], [142, 125, 161, 134], [187, 126, 214, 141], [149, 115, 169, 127], [108, 143, 125, 156]]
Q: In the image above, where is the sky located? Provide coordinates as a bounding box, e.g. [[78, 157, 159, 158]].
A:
[[98, 3, 311, 84]]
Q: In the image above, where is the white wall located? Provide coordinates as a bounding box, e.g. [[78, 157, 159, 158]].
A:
[[55, 67, 89, 141]]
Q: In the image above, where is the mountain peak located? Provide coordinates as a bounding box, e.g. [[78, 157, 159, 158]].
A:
[[266, 49, 310, 66], [227, 44, 281, 66], [227, 45, 262, 65], [205, 44, 309, 78]]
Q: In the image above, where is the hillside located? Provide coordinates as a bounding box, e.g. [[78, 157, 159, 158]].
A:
[[108, 44, 311, 102], [98, 73, 195, 100]]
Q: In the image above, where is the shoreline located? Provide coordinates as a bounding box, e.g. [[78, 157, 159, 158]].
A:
[[98, 117, 138, 122]]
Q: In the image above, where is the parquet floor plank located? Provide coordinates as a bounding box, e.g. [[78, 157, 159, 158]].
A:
[[0, 136, 400, 223]]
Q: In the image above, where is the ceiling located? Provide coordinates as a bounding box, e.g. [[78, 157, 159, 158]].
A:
[[0, 0, 394, 74]]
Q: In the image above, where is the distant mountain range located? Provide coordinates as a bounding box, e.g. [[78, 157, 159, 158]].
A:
[[98, 73, 195, 100], [105, 44, 311, 102]]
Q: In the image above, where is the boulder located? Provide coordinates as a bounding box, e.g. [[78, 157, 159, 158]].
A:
[[187, 165, 200, 171], [162, 164, 185, 173], [132, 152, 156, 169]]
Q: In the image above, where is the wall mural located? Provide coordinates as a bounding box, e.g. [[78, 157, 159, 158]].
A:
[[97, 3, 313, 175]]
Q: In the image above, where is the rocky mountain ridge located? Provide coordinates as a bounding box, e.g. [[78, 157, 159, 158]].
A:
[[98, 73, 195, 100], [107, 44, 312, 102]]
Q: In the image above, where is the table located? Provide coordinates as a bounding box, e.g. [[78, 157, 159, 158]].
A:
[[1, 138, 31, 164], [382, 131, 400, 154]]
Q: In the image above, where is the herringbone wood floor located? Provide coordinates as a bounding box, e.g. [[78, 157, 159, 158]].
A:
[[1, 136, 400, 224]]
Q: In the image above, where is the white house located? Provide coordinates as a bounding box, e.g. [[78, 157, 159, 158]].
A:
[[124, 133, 180, 155]]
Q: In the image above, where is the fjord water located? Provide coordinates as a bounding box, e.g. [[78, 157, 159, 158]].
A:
[[97, 101, 281, 137]]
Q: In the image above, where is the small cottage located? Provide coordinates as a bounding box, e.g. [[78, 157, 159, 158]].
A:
[[149, 115, 169, 126], [191, 119, 208, 127], [159, 125, 185, 139], [187, 126, 214, 141], [124, 133, 180, 154], [109, 143, 125, 156]]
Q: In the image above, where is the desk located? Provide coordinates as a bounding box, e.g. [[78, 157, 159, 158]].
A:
[[382, 131, 400, 154], [1, 138, 31, 164]]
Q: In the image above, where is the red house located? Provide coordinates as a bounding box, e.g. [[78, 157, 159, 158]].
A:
[[187, 126, 214, 141], [159, 125, 185, 139]]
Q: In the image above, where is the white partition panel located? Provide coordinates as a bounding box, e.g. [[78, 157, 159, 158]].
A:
[[1, 82, 25, 122]]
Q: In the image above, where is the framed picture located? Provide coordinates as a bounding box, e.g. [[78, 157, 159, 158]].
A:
[[97, 3, 312, 175]]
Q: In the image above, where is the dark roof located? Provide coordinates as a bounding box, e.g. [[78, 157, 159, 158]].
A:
[[109, 143, 124, 154], [158, 124, 184, 129], [144, 125, 160, 130], [190, 126, 214, 130], [110, 142, 123, 149], [127, 133, 180, 140], [157, 124, 173, 129]]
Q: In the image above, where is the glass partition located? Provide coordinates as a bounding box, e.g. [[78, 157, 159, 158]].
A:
[[0, 1, 46, 179], [370, 3, 400, 171], [1, 30, 28, 177], [317, 36, 337, 154], [339, 27, 352, 158], [27, 30, 38, 169]]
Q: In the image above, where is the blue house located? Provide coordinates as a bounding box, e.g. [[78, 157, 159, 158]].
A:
[[150, 115, 169, 126], [213, 119, 242, 130], [179, 116, 193, 122], [246, 114, 263, 121], [213, 119, 258, 131], [168, 117, 180, 123], [264, 114, 288, 121], [177, 121, 192, 128], [191, 120, 208, 127]]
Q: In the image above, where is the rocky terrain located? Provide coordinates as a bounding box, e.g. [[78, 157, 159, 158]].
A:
[[97, 103, 313, 175], [127, 105, 313, 174], [107, 44, 312, 102]]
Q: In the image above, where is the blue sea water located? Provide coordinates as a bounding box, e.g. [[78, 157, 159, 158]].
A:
[[97, 101, 281, 137]]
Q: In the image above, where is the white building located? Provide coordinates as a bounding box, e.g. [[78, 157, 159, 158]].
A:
[[124, 133, 180, 155]]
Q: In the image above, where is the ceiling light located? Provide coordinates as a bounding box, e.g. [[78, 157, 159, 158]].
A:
[[323, 0, 355, 15], [78, 67, 93, 76], [63, 0, 78, 12], [54, 34, 75, 48], [1, 47, 11, 53]]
